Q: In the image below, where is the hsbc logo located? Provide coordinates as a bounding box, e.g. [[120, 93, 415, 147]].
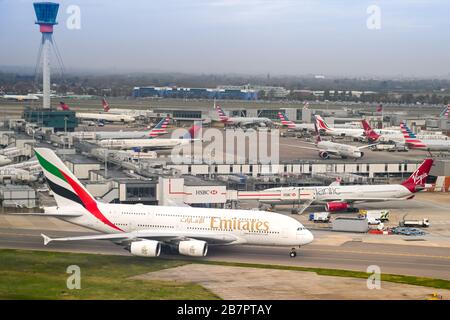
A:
[[195, 189, 219, 196]]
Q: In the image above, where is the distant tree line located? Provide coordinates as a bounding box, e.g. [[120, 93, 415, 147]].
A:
[[0, 71, 448, 104]]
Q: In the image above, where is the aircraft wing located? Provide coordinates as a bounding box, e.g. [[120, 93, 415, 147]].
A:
[[238, 121, 255, 126], [281, 143, 318, 151], [6, 212, 83, 217], [280, 144, 343, 156], [357, 143, 379, 150], [41, 231, 242, 246]]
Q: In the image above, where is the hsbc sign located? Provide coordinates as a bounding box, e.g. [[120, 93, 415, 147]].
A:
[[195, 189, 219, 196], [186, 186, 227, 204]]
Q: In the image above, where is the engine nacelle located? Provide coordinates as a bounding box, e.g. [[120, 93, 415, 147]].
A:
[[325, 201, 349, 212], [178, 240, 208, 257], [129, 240, 161, 257], [319, 151, 329, 159]]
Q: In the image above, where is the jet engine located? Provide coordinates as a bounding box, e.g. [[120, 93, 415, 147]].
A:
[[319, 151, 329, 159], [178, 240, 208, 257], [129, 240, 161, 257], [325, 201, 349, 212]]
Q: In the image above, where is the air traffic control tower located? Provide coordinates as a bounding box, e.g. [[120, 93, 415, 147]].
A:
[[23, 2, 77, 132]]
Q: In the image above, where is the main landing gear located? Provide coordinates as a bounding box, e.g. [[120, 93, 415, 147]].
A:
[[289, 248, 297, 258]]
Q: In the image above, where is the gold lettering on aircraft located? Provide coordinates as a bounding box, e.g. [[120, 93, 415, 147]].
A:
[[180, 216, 205, 224], [210, 217, 269, 232]]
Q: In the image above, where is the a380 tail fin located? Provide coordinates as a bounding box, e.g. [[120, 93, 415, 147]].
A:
[[34, 148, 124, 232], [35, 148, 97, 208], [401, 158, 434, 192]]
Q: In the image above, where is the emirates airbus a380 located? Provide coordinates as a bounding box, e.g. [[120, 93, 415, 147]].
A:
[[22, 148, 313, 258]]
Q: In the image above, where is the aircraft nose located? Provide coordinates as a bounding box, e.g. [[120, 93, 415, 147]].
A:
[[302, 230, 314, 245]]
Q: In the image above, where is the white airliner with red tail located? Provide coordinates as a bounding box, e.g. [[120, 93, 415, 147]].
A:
[[360, 119, 401, 143], [101, 98, 151, 118], [315, 115, 364, 139], [68, 99, 136, 123], [293, 118, 374, 160], [259, 158, 434, 211], [21, 148, 313, 258]]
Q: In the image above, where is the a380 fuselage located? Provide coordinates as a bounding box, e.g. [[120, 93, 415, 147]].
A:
[[46, 204, 314, 247]]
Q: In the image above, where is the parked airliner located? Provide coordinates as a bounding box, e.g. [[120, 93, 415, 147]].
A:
[[2, 94, 39, 101], [25, 148, 313, 258], [277, 112, 314, 132], [294, 119, 374, 160], [401, 122, 450, 151], [97, 123, 200, 151], [260, 158, 433, 212], [214, 105, 272, 127], [102, 98, 152, 117], [361, 119, 401, 143], [72, 116, 170, 140], [315, 115, 364, 139]]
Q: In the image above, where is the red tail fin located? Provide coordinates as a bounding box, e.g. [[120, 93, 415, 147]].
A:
[[186, 121, 203, 140], [401, 158, 433, 193], [102, 98, 110, 112], [315, 115, 332, 132], [59, 101, 70, 111], [361, 119, 380, 142]]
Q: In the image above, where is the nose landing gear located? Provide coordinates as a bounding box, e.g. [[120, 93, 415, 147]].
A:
[[289, 248, 297, 258]]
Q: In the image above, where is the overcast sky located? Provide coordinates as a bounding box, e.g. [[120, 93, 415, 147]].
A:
[[0, 0, 449, 77]]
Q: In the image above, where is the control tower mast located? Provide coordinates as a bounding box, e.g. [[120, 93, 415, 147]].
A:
[[33, 2, 59, 109]]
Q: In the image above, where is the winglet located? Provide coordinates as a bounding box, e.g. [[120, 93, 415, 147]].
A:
[[41, 234, 52, 246]]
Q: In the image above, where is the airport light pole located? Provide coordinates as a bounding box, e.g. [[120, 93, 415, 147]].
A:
[[64, 116, 67, 149], [104, 149, 109, 178]]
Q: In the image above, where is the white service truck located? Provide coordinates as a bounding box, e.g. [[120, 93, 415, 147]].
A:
[[309, 212, 330, 223], [400, 218, 430, 228]]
